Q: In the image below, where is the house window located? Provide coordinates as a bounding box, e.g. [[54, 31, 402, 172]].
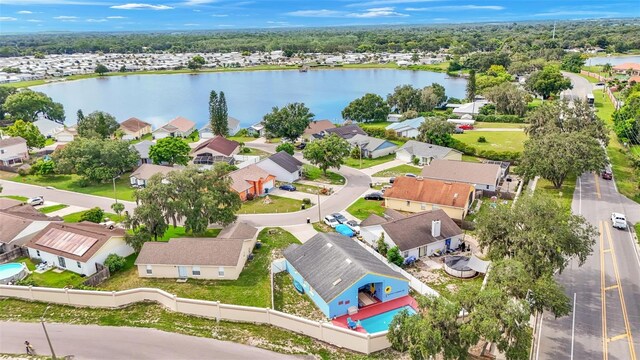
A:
[[406, 201, 410, 206], [345, 300, 350, 305], [339, 301, 344, 305], [146, 265, 153, 275], [421, 204, 426, 210], [76, 261, 81, 268], [0, 150, 4, 154], [486, 185, 490, 190], [36, 250, 40, 257], [58, 256, 66, 268], [218, 267, 225, 277], [403, 251, 409, 257], [192, 266, 201, 276]]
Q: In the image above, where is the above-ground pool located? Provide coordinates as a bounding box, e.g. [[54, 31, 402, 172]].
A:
[[0, 262, 28, 284], [359, 306, 416, 333]]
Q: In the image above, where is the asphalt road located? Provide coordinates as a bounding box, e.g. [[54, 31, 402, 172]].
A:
[[561, 71, 594, 101], [0, 322, 301, 360], [534, 173, 640, 360]]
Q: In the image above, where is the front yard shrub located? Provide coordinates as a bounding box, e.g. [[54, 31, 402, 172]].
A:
[[477, 136, 487, 143], [302, 198, 311, 205], [79, 207, 104, 223], [104, 253, 126, 273], [387, 246, 404, 267]]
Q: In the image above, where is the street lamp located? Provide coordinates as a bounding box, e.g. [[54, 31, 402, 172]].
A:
[[112, 174, 121, 204], [317, 192, 321, 222], [41, 306, 56, 360]]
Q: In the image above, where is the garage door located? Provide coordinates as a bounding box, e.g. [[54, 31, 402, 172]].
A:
[[263, 180, 275, 192], [57, 135, 74, 142]]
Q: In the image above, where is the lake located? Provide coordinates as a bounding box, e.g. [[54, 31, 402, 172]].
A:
[[32, 69, 467, 128], [586, 55, 640, 66]]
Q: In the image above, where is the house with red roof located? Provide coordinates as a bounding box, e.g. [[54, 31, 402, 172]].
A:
[[119, 117, 152, 140], [228, 164, 276, 201]]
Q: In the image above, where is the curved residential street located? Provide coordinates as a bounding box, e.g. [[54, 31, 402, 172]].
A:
[[0, 322, 302, 360]]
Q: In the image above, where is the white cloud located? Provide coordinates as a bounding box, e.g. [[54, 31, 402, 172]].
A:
[[533, 10, 620, 17], [53, 15, 78, 19], [183, 23, 200, 26], [110, 3, 173, 10], [286, 9, 344, 17], [286, 7, 407, 18], [211, 14, 228, 17], [346, 0, 441, 7], [183, 0, 218, 5], [17, 10, 34, 14], [217, 24, 234, 27], [406, 5, 504, 11], [87, 18, 108, 22], [27, 19, 44, 22], [106, 16, 126, 19], [348, 7, 408, 17], [0, 17, 18, 21]]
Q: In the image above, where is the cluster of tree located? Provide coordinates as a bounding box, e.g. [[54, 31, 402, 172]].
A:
[[209, 90, 229, 136], [76, 110, 119, 139], [417, 117, 456, 147], [302, 134, 350, 175], [148, 137, 191, 165], [525, 65, 573, 99], [262, 102, 314, 142], [385, 83, 447, 114], [3, 119, 46, 149], [389, 195, 596, 359], [612, 83, 640, 145], [560, 53, 586, 73], [475, 65, 512, 92], [0, 88, 65, 123], [187, 55, 205, 71], [521, 100, 608, 188], [124, 166, 241, 251], [341, 93, 389, 123], [482, 82, 531, 117], [2, 20, 637, 57]]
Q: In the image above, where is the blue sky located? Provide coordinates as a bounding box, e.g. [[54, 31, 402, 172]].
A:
[[0, 0, 638, 33]]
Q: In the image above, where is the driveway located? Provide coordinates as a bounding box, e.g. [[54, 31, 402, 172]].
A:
[[561, 71, 594, 101], [0, 322, 300, 360]]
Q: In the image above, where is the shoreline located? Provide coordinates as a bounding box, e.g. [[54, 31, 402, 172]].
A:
[[6, 62, 452, 89]]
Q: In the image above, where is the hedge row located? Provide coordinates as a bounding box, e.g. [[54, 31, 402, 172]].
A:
[[475, 114, 525, 123]]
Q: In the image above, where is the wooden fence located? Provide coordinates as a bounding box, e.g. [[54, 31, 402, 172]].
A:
[[82, 263, 110, 287], [0, 247, 28, 264]]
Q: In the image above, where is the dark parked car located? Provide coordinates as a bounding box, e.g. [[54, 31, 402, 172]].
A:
[[389, 177, 396, 184], [331, 213, 348, 224], [279, 184, 297, 191], [364, 192, 384, 200], [296, 142, 306, 150], [454, 127, 464, 134], [601, 169, 613, 180]]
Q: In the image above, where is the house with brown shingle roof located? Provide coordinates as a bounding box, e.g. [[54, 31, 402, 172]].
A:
[[303, 119, 335, 140], [228, 164, 276, 201], [191, 136, 240, 158], [26, 222, 134, 276], [152, 116, 196, 139], [0, 200, 63, 253], [129, 163, 180, 187], [383, 176, 475, 220], [134, 222, 258, 280], [420, 159, 502, 192], [119, 117, 152, 140]]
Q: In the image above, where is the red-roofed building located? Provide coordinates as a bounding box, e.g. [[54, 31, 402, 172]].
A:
[[613, 63, 640, 76]]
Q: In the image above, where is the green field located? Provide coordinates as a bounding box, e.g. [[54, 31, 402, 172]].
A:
[[0, 195, 28, 202], [62, 211, 124, 223], [302, 165, 345, 185], [452, 131, 527, 152], [237, 195, 303, 214], [343, 154, 395, 169], [371, 164, 421, 177], [346, 198, 386, 220], [535, 176, 577, 210], [14, 257, 85, 288], [474, 122, 527, 129], [159, 227, 221, 241], [10, 174, 136, 201], [38, 204, 68, 214]]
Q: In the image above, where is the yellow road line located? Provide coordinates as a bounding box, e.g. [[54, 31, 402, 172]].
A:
[[604, 223, 637, 360], [600, 221, 608, 360], [608, 334, 629, 343], [594, 173, 602, 199], [604, 248, 612, 253], [605, 285, 619, 291]]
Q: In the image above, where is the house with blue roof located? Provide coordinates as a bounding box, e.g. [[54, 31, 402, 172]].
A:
[[385, 116, 425, 138], [283, 233, 409, 319]]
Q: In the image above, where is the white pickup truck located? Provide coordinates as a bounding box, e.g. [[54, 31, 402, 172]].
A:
[[611, 212, 627, 230]]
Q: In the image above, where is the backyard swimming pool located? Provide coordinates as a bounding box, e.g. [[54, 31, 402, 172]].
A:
[[0, 262, 28, 284], [359, 305, 416, 333]]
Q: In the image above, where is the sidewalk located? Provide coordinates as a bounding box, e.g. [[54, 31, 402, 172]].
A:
[[269, 188, 328, 201], [47, 204, 87, 217], [358, 159, 405, 176], [282, 224, 318, 243]]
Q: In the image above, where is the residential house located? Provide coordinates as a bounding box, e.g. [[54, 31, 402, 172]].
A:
[[320, 124, 367, 140], [256, 151, 303, 183], [303, 120, 335, 140], [396, 140, 462, 165], [200, 117, 242, 139], [360, 209, 463, 259], [248, 123, 266, 137], [452, 100, 489, 117], [33, 118, 64, 139], [347, 134, 398, 159], [0, 199, 63, 253], [383, 176, 475, 220], [613, 63, 640, 76], [130, 140, 154, 165], [152, 116, 196, 139], [119, 117, 152, 140], [54, 127, 77, 143], [191, 136, 240, 166], [26, 222, 134, 276], [129, 163, 178, 187], [135, 222, 258, 280], [0, 137, 28, 166], [387, 114, 402, 122], [283, 232, 410, 319], [229, 164, 276, 201], [420, 159, 502, 192], [385, 117, 425, 138]]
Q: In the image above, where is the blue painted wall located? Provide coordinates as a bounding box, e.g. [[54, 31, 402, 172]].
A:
[[285, 260, 410, 319]]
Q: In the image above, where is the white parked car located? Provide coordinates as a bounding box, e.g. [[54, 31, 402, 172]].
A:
[[27, 196, 44, 206], [345, 220, 361, 234], [611, 212, 627, 230], [324, 215, 340, 228]]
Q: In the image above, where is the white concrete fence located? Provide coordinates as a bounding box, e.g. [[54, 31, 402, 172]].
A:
[[0, 284, 390, 354]]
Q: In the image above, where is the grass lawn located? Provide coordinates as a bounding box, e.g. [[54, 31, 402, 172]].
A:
[[0, 195, 28, 202], [302, 165, 345, 185], [418, 268, 483, 300], [273, 272, 325, 322], [346, 198, 385, 220], [129, 133, 153, 144], [636, 223, 640, 245], [159, 227, 221, 242], [38, 204, 68, 214], [343, 154, 395, 169], [242, 147, 271, 159], [535, 176, 577, 210], [10, 174, 136, 201], [371, 164, 421, 177], [275, 181, 323, 195], [99, 228, 300, 307], [14, 257, 85, 288], [361, 121, 392, 129], [473, 122, 527, 129], [44, 138, 56, 146], [0, 299, 396, 359], [452, 131, 527, 152], [312, 221, 333, 233], [237, 195, 303, 214], [229, 135, 260, 143], [461, 155, 483, 163], [62, 211, 124, 223], [465, 197, 513, 223]]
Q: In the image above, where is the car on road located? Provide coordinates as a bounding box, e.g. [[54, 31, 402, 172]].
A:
[[364, 192, 384, 200], [611, 212, 627, 229], [331, 212, 348, 224], [323, 215, 340, 228], [601, 168, 612, 180], [345, 220, 361, 234], [458, 124, 474, 130], [279, 184, 297, 191], [296, 142, 306, 150], [26, 196, 44, 206]]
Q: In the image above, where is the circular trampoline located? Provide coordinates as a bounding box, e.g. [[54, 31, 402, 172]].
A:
[[443, 256, 478, 279]]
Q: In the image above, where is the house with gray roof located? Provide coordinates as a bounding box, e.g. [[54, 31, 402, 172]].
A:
[[200, 117, 242, 139], [283, 232, 409, 319], [385, 116, 425, 138], [347, 134, 398, 159], [135, 222, 258, 280], [0, 200, 63, 253], [396, 140, 462, 165], [256, 151, 303, 183], [130, 140, 154, 165]]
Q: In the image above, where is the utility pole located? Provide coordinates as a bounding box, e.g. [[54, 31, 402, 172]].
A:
[[552, 21, 556, 40], [41, 306, 56, 360], [112, 174, 121, 204], [317, 192, 321, 222]]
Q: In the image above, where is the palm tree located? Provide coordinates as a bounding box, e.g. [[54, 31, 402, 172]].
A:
[[602, 63, 613, 77]]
